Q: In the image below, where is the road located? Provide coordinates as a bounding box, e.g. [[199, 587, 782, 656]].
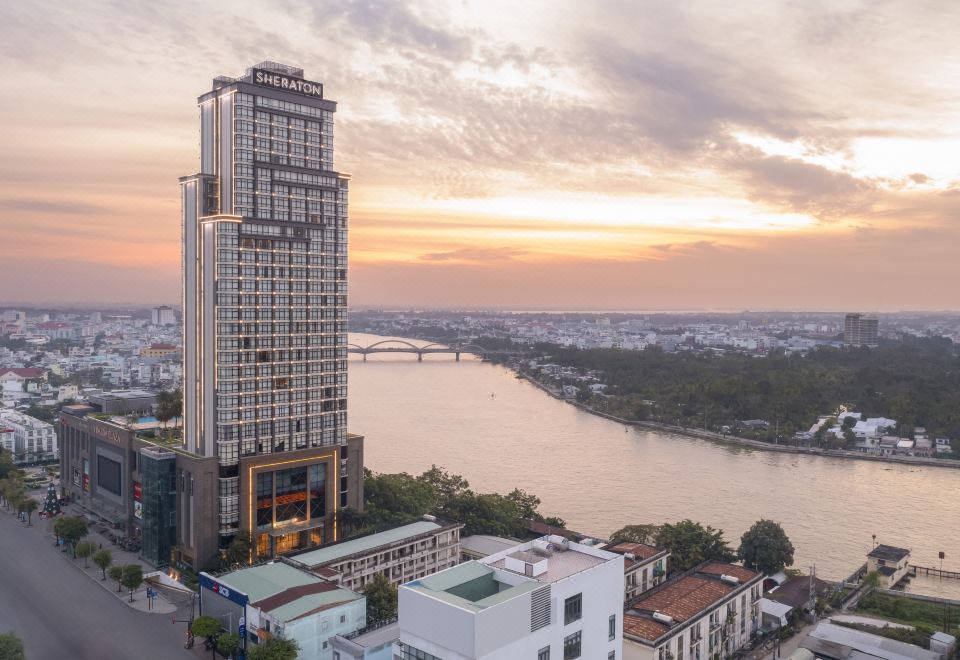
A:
[[0, 507, 196, 659]]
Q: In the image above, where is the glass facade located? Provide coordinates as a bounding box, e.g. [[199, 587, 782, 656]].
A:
[[254, 463, 327, 529], [140, 449, 177, 567]]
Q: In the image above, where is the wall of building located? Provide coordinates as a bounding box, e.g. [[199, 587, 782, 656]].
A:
[[285, 597, 365, 660]]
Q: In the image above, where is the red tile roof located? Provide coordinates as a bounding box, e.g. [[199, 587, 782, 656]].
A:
[[0, 368, 45, 379], [632, 575, 733, 624], [697, 562, 759, 583], [623, 614, 671, 641], [611, 542, 662, 561]]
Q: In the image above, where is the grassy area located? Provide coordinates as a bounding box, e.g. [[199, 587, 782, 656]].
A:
[[858, 592, 960, 635]]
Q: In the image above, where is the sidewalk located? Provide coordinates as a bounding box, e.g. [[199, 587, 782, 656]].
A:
[[1, 495, 180, 615]]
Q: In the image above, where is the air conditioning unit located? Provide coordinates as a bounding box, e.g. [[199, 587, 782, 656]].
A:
[[720, 574, 740, 585], [624, 553, 636, 561], [653, 611, 674, 625]]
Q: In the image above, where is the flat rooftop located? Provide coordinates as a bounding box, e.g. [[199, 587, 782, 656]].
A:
[[287, 520, 449, 568], [488, 546, 607, 583], [868, 545, 910, 562]]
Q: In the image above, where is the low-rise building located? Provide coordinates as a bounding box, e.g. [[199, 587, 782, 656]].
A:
[[331, 622, 400, 660], [623, 562, 763, 660], [286, 518, 462, 591], [397, 534, 625, 659], [87, 389, 157, 415], [200, 562, 366, 660], [0, 409, 58, 463], [606, 541, 669, 601], [802, 622, 941, 660], [866, 545, 911, 589], [140, 343, 178, 358]]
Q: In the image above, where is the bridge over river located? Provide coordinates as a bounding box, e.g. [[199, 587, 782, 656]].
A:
[[347, 339, 508, 361]]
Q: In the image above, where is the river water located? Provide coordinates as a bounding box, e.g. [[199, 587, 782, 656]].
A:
[[348, 334, 960, 597]]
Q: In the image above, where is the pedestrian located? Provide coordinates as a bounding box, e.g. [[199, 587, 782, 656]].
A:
[[99, 543, 102, 550]]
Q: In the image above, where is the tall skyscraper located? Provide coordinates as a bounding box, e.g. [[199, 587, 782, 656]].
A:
[[844, 313, 879, 347], [180, 62, 362, 564]]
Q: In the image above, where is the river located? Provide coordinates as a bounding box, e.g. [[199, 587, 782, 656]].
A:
[[348, 334, 960, 597]]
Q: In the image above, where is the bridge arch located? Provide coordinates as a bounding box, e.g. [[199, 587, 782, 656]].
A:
[[363, 339, 424, 351]]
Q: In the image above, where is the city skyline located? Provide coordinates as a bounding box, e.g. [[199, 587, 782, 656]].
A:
[[2, 1, 960, 311]]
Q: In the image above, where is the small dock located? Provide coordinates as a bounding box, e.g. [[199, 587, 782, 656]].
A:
[[911, 565, 960, 580]]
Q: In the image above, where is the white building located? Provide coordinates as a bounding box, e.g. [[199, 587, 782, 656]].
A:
[[0, 410, 58, 463], [200, 562, 366, 660], [150, 305, 176, 326], [623, 562, 763, 660], [396, 534, 624, 659], [331, 622, 399, 660]]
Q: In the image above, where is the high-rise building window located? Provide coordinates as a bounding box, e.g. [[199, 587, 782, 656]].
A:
[[563, 631, 582, 660]]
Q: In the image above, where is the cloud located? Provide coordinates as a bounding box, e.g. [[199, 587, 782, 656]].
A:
[[0, 199, 108, 215], [419, 247, 527, 263]]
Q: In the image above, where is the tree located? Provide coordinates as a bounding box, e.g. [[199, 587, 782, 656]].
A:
[[738, 519, 795, 575], [41, 483, 61, 517], [0, 448, 15, 480], [156, 388, 183, 440], [363, 471, 436, 529], [54, 516, 88, 553], [93, 549, 113, 580], [505, 488, 542, 521], [217, 633, 241, 660], [108, 565, 125, 592], [75, 540, 96, 567], [246, 637, 300, 660], [656, 520, 736, 572], [610, 524, 662, 545], [121, 564, 144, 602], [0, 632, 25, 660], [417, 465, 470, 502], [191, 615, 222, 659], [361, 573, 398, 625], [224, 530, 251, 568], [19, 497, 38, 526]]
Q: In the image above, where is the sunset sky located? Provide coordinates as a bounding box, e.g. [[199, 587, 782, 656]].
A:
[[1, 0, 959, 310]]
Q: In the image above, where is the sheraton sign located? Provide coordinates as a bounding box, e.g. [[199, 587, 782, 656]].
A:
[[252, 69, 324, 99]]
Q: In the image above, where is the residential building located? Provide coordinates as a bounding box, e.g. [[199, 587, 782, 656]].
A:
[[0, 367, 47, 394], [866, 545, 911, 589], [151, 305, 177, 326], [935, 438, 953, 455], [0, 425, 15, 456], [844, 314, 879, 347], [200, 562, 365, 660], [286, 518, 462, 591], [396, 534, 624, 659], [605, 542, 669, 602], [761, 574, 832, 626], [623, 562, 763, 660], [179, 62, 359, 563], [0, 409, 58, 463]]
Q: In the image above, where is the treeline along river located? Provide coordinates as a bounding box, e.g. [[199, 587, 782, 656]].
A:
[[348, 334, 960, 598]]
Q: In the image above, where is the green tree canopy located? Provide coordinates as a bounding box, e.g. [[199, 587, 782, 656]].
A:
[[246, 637, 300, 660], [121, 564, 144, 601], [108, 565, 125, 592], [0, 631, 25, 660], [75, 540, 96, 567], [656, 520, 736, 572], [216, 632, 242, 659], [738, 519, 795, 575], [224, 530, 251, 568], [191, 615, 222, 641], [610, 524, 662, 545], [93, 549, 113, 579], [54, 516, 88, 549], [361, 572, 398, 626], [19, 498, 38, 525]]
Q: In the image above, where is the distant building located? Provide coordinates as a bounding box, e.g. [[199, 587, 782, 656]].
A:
[[623, 562, 763, 660], [397, 534, 624, 659], [200, 562, 365, 660], [151, 305, 177, 326], [331, 622, 399, 660], [286, 518, 462, 591], [866, 544, 911, 589], [140, 343, 179, 358], [0, 410, 57, 463], [844, 314, 879, 347], [460, 534, 521, 562], [87, 389, 157, 415]]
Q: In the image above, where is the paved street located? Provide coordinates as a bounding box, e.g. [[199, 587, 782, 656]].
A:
[[0, 506, 196, 659]]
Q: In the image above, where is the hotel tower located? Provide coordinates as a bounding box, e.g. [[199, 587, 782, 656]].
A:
[[180, 62, 363, 566]]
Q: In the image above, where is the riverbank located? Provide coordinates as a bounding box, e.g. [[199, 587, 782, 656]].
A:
[[516, 372, 960, 471]]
